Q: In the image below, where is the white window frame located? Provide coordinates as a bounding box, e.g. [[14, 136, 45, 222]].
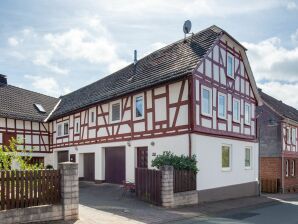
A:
[[221, 144, 232, 171], [133, 94, 145, 120], [201, 86, 212, 117], [227, 54, 234, 79], [286, 160, 289, 177], [74, 119, 80, 134], [217, 92, 227, 120], [110, 100, 122, 123], [233, 98, 240, 123], [287, 127, 291, 144], [244, 147, 252, 169], [291, 160, 295, 177], [57, 121, 69, 137], [292, 128, 296, 145], [57, 124, 62, 137], [244, 103, 251, 125]]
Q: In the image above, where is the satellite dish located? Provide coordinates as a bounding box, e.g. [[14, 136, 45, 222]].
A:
[[183, 20, 192, 34]]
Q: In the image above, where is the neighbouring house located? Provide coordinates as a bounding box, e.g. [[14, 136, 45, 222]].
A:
[[0, 74, 59, 166], [259, 89, 298, 193], [0, 25, 262, 202]]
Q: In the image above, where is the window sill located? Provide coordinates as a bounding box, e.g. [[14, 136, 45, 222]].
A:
[[218, 116, 227, 121], [110, 120, 121, 124], [201, 112, 213, 118], [221, 168, 232, 172], [245, 167, 252, 170]]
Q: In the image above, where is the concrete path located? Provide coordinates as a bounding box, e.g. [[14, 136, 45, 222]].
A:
[[53, 182, 298, 224]]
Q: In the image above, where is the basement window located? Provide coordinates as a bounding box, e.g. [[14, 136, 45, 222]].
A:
[[222, 144, 232, 171], [34, 103, 46, 113]]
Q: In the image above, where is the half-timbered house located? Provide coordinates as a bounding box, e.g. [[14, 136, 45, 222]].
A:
[[46, 25, 262, 202], [259, 89, 298, 193], [0, 74, 59, 166]]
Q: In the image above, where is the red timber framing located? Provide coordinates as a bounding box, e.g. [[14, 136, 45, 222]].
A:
[[52, 78, 190, 149], [282, 122, 298, 153], [0, 117, 52, 153], [191, 38, 258, 142]]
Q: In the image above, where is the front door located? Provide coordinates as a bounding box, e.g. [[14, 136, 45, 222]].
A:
[[105, 147, 125, 184], [84, 153, 95, 181], [137, 147, 148, 168]]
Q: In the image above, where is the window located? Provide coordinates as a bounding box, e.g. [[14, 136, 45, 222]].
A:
[[218, 93, 226, 119], [291, 160, 295, 177], [244, 103, 251, 125], [222, 145, 231, 171], [111, 102, 121, 122], [292, 128, 296, 145], [287, 128, 291, 144], [227, 54, 234, 78], [286, 160, 289, 177], [34, 103, 46, 113], [91, 111, 95, 123], [201, 86, 212, 116], [233, 98, 240, 123], [57, 124, 62, 137], [57, 121, 69, 137], [135, 95, 144, 118], [74, 119, 80, 134], [63, 122, 69, 135], [245, 147, 252, 169]]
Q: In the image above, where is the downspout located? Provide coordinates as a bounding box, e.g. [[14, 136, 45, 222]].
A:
[[281, 122, 284, 193], [188, 75, 193, 157]]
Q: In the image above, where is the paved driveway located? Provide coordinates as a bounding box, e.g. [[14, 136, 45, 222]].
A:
[[78, 182, 195, 224]]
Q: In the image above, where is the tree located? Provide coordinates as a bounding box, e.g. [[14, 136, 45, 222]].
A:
[[0, 137, 43, 171]]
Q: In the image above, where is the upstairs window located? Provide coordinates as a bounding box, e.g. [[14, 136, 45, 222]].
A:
[[90, 111, 95, 123], [135, 95, 144, 119], [201, 86, 212, 117], [292, 128, 296, 145], [218, 93, 226, 119], [227, 54, 234, 78], [111, 102, 121, 123], [34, 103, 46, 113], [74, 119, 80, 134], [244, 103, 251, 125], [233, 98, 240, 123], [287, 128, 291, 144], [57, 124, 62, 137], [63, 122, 69, 135]]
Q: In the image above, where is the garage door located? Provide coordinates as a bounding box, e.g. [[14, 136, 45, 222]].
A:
[[105, 147, 125, 184], [84, 153, 95, 181]]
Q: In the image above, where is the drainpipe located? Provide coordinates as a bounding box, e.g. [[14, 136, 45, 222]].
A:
[[281, 122, 285, 193]]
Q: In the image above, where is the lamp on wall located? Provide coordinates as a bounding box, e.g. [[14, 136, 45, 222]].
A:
[[150, 141, 155, 146], [75, 146, 78, 151], [127, 141, 131, 147]]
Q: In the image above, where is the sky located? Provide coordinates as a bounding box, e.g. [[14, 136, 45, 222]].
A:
[[1, 0, 298, 108]]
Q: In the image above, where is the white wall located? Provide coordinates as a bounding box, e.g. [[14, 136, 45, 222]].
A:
[[192, 134, 259, 191], [53, 134, 189, 182]]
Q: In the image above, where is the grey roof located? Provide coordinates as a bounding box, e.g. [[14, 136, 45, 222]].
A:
[[259, 89, 298, 122], [50, 25, 224, 120], [0, 85, 59, 122]]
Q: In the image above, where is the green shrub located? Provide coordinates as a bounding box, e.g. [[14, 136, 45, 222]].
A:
[[45, 164, 54, 170], [151, 151, 198, 173]]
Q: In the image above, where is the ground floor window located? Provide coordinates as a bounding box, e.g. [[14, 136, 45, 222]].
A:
[[245, 147, 252, 169], [291, 160, 295, 177], [286, 160, 289, 177], [222, 144, 231, 171]]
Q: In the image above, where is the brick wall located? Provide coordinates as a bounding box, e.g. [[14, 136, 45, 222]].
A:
[[260, 157, 281, 180]]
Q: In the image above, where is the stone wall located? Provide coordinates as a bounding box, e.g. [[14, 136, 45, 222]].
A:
[[161, 166, 198, 208], [0, 162, 79, 224]]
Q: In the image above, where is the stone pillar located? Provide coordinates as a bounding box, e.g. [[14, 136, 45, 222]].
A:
[[161, 165, 174, 208], [59, 162, 79, 221]]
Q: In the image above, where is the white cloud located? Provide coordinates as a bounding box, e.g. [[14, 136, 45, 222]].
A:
[[8, 37, 19, 47], [259, 81, 298, 109], [291, 29, 298, 45], [24, 75, 70, 97], [287, 1, 298, 10], [243, 37, 298, 82], [33, 50, 69, 75]]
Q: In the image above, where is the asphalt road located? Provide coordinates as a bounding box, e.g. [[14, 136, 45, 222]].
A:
[[171, 198, 298, 224]]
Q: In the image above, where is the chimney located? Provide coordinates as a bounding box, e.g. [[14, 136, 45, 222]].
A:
[[134, 50, 137, 65], [0, 74, 7, 86]]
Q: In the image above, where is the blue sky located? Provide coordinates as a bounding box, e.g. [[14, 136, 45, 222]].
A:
[[1, 0, 298, 108]]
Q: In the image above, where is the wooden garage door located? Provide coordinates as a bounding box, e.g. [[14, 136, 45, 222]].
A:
[[84, 153, 95, 181], [105, 147, 125, 184], [57, 151, 69, 164]]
